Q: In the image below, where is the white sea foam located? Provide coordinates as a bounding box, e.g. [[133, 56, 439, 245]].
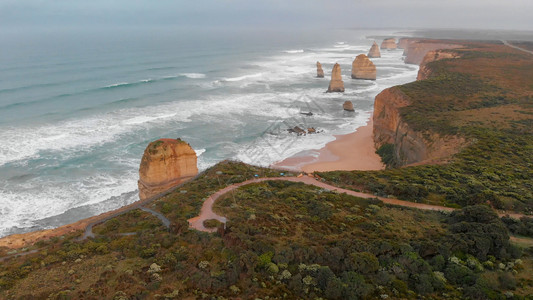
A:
[[195, 148, 206, 156], [180, 73, 206, 79], [223, 73, 263, 82], [0, 105, 192, 166], [0, 32, 420, 237], [0, 167, 139, 235], [283, 49, 304, 53], [105, 82, 129, 88]]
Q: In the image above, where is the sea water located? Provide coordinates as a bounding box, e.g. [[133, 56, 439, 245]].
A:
[[0, 28, 417, 237]]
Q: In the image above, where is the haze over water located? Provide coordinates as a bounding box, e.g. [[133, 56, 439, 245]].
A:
[[0, 28, 418, 237]]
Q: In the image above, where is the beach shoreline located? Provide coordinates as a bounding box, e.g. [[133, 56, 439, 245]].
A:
[[271, 116, 384, 173]]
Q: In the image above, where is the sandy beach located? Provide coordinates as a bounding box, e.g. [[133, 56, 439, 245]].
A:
[[272, 117, 384, 172]]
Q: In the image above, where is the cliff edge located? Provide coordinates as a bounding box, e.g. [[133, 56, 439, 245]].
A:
[[138, 138, 198, 200], [404, 41, 461, 65], [373, 87, 464, 166], [417, 50, 461, 80]]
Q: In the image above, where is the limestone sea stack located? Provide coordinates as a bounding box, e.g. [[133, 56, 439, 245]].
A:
[[327, 63, 344, 92], [316, 61, 324, 78], [138, 138, 198, 200], [351, 54, 376, 80], [367, 41, 381, 58], [343, 101, 354, 111], [380, 38, 397, 50]]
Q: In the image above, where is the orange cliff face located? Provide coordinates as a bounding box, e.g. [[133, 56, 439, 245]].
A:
[[138, 138, 198, 200], [417, 50, 461, 80], [373, 88, 465, 166], [404, 41, 461, 65]]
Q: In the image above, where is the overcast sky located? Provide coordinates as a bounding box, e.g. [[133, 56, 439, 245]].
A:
[[1, 0, 532, 31]]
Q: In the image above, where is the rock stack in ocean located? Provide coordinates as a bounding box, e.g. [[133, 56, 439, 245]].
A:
[[138, 138, 198, 200], [367, 41, 381, 58], [327, 63, 344, 92], [343, 101, 354, 111], [351, 54, 376, 80], [316, 61, 324, 78], [381, 38, 397, 50]]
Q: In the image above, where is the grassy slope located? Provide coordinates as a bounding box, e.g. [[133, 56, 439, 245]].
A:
[[319, 43, 533, 213]]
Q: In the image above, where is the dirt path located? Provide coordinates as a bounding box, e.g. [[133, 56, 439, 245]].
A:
[[187, 176, 527, 233]]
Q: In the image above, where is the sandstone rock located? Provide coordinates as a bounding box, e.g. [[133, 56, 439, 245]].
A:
[[327, 63, 344, 92], [316, 61, 324, 78], [397, 38, 415, 49], [417, 50, 460, 80], [404, 42, 461, 65], [307, 127, 316, 134], [380, 38, 397, 50], [351, 54, 376, 80], [138, 138, 198, 200], [373, 87, 465, 166], [367, 42, 381, 58], [343, 101, 354, 111]]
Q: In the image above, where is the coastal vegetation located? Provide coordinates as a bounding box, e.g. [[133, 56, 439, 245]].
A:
[[322, 43, 533, 214], [1, 173, 532, 299], [1, 41, 532, 299]]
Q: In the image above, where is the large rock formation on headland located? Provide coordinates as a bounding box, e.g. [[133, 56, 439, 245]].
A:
[[380, 38, 397, 50], [372, 88, 464, 166], [367, 42, 381, 58], [404, 41, 461, 65], [397, 38, 415, 50], [351, 54, 376, 80], [327, 63, 344, 92], [138, 138, 198, 200], [417, 50, 461, 80], [316, 61, 324, 78]]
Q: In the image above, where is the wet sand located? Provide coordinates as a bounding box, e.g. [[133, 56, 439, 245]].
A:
[[272, 117, 384, 172]]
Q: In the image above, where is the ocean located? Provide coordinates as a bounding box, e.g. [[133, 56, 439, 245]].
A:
[[0, 28, 418, 237]]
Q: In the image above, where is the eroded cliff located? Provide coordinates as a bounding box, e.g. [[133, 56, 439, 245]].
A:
[[373, 88, 464, 166], [404, 41, 461, 65], [417, 50, 461, 80], [138, 138, 198, 200]]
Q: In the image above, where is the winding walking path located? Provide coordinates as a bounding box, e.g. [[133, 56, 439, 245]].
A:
[[1, 175, 529, 262], [187, 176, 527, 233], [187, 176, 453, 232]]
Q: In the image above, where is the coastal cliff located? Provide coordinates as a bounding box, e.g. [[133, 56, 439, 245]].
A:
[[373, 88, 464, 166], [404, 41, 461, 65], [417, 50, 460, 80], [138, 138, 198, 200]]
